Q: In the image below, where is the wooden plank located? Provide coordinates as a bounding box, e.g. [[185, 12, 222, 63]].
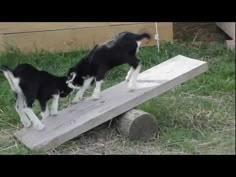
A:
[[15, 55, 208, 151], [156, 22, 173, 42], [0, 23, 109, 34], [0, 22, 146, 34], [216, 22, 235, 39], [0, 23, 173, 52]]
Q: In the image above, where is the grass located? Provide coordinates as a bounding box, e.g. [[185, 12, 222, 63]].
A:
[[0, 41, 235, 154]]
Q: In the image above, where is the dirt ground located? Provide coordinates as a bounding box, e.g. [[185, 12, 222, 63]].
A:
[[173, 22, 230, 43]]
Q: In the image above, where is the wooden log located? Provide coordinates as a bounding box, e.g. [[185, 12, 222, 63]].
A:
[[116, 109, 158, 141]]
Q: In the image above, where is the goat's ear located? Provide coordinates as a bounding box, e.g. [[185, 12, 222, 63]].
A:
[[72, 72, 76, 79], [68, 72, 76, 81]]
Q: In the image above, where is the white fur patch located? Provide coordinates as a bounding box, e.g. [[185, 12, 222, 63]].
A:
[[40, 104, 50, 119], [66, 72, 76, 84], [72, 77, 94, 104], [3, 70, 22, 94], [51, 94, 59, 116], [125, 67, 134, 81], [136, 41, 142, 54], [92, 80, 103, 100], [23, 108, 45, 130], [67, 82, 81, 90], [15, 105, 31, 127], [128, 64, 141, 91], [66, 72, 81, 90], [15, 94, 31, 127]]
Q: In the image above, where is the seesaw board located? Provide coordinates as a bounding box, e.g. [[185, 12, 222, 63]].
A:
[[15, 55, 208, 151]]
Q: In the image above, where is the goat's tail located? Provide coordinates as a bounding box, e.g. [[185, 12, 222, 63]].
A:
[[0, 65, 12, 72], [135, 33, 151, 41], [0, 65, 19, 93]]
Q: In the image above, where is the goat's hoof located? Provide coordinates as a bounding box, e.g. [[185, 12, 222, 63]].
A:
[[51, 113, 58, 117], [125, 78, 130, 82], [40, 113, 49, 120], [128, 89, 135, 92], [91, 95, 100, 100], [50, 110, 58, 116], [23, 120, 32, 128], [128, 86, 136, 92], [71, 99, 79, 104], [33, 123, 45, 130], [71, 97, 83, 104]]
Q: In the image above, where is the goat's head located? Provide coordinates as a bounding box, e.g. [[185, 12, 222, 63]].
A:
[[66, 67, 83, 90], [60, 81, 73, 98]]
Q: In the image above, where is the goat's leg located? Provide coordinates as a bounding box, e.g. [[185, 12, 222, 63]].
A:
[[3, 71, 22, 94], [127, 64, 141, 91], [92, 68, 107, 100], [15, 95, 31, 128], [4, 73, 31, 127], [50, 94, 59, 116], [136, 41, 142, 54], [39, 100, 50, 119], [125, 67, 134, 82], [24, 107, 45, 130], [3, 71, 16, 92], [72, 77, 94, 104], [91, 80, 104, 100], [23, 98, 44, 130], [128, 59, 141, 92]]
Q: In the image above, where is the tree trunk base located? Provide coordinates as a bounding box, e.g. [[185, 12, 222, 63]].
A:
[[116, 109, 158, 141]]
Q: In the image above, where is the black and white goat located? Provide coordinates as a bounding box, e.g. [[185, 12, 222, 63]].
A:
[[66, 31, 151, 103], [1, 64, 72, 130]]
